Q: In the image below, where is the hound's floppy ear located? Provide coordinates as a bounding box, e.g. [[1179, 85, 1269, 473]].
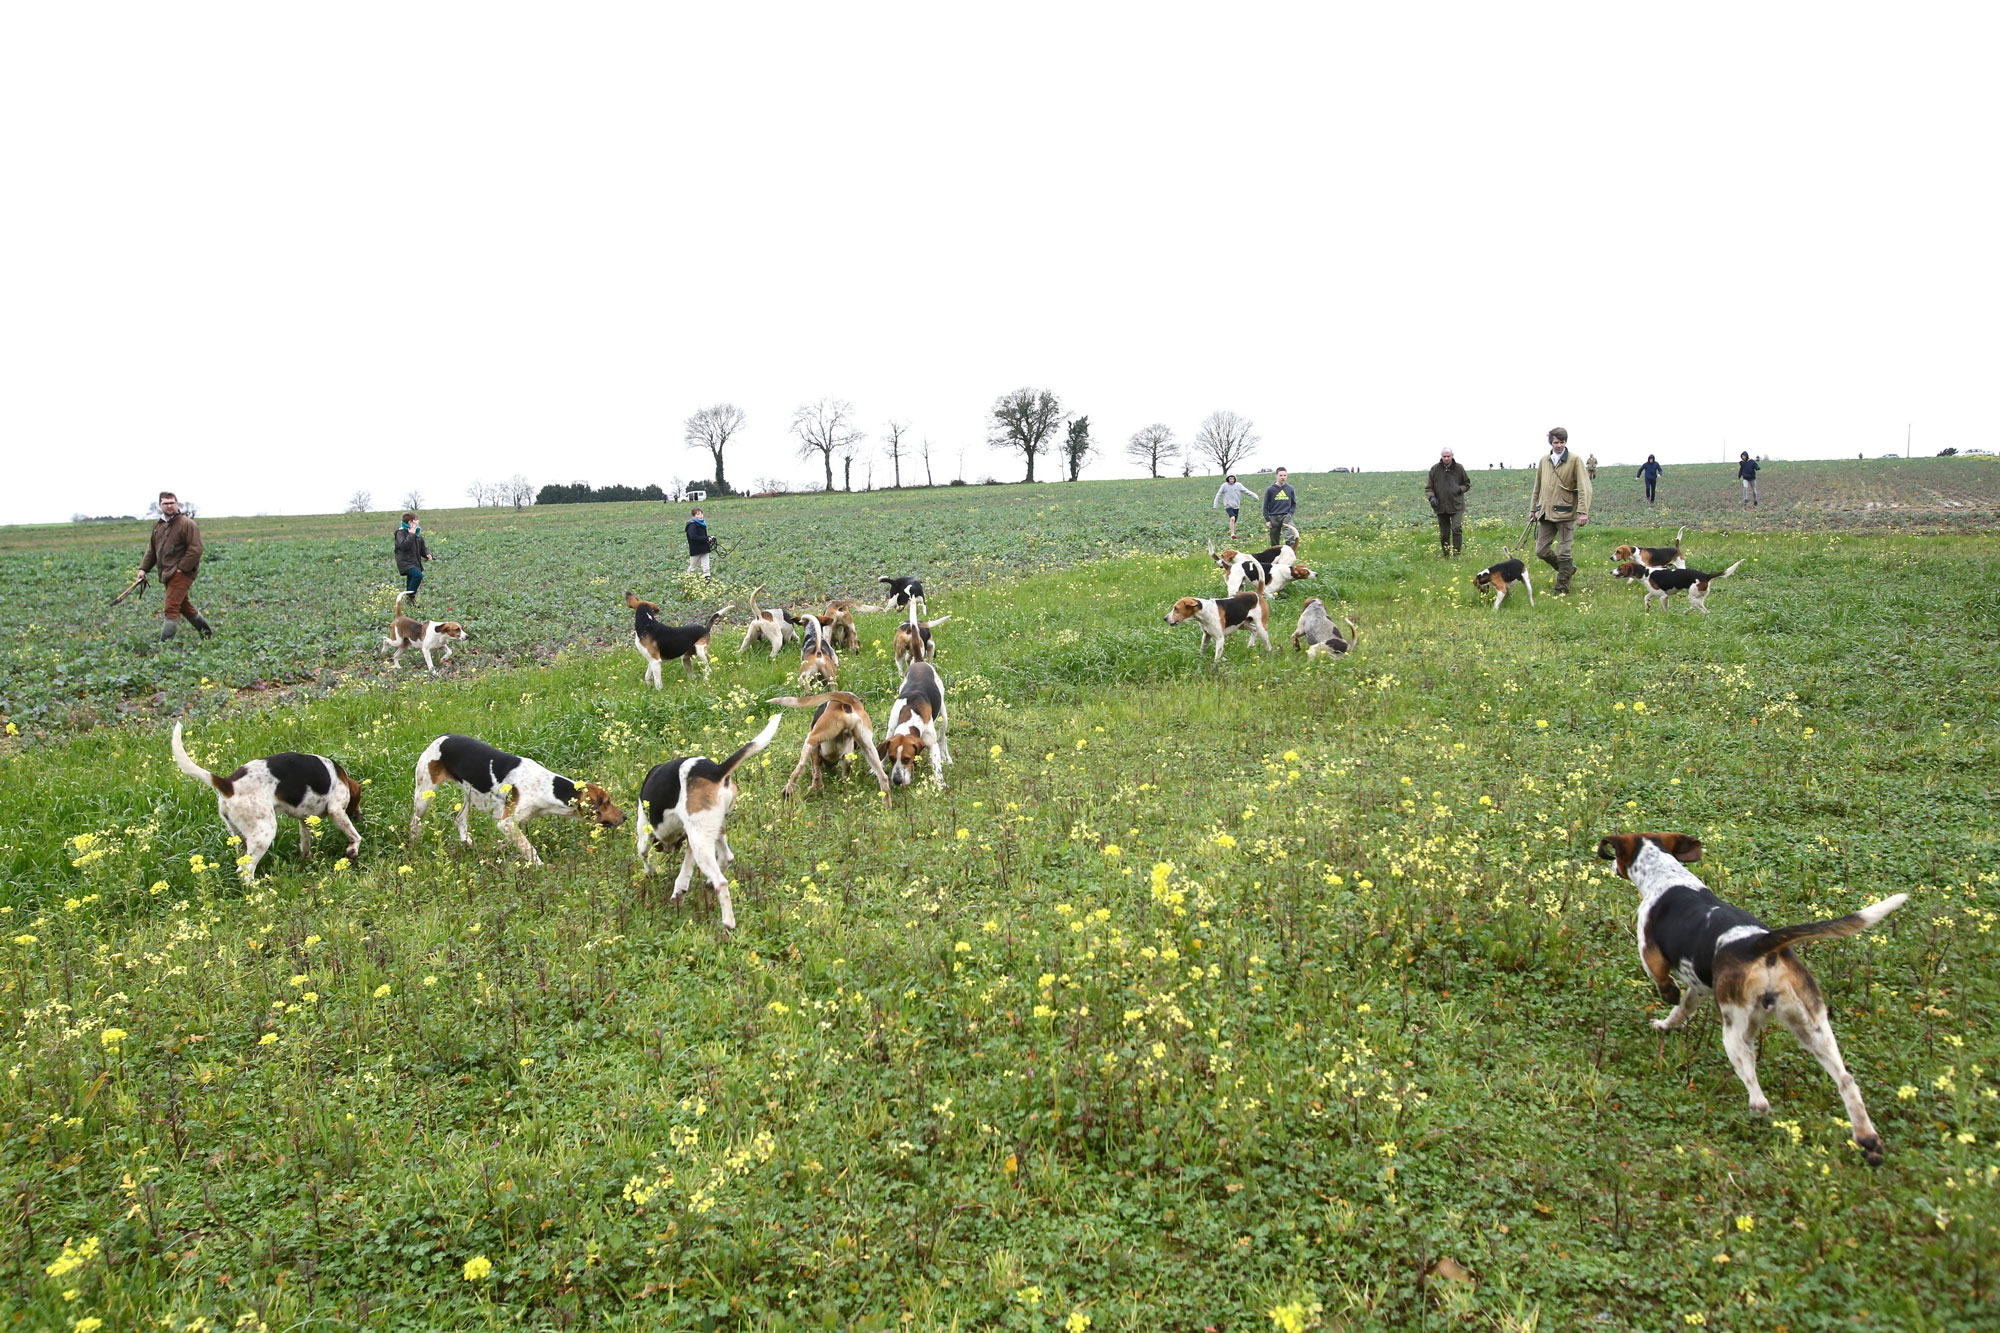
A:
[[1657, 832, 1703, 864], [624, 592, 641, 608], [1596, 833, 1637, 863]]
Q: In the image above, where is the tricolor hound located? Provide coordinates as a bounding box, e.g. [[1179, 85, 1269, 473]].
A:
[[821, 600, 864, 652], [1472, 558, 1533, 611], [1613, 559, 1743, 613], [1210, 542, 1316, 598], [635, 714, 783, 931], [410, 734, 624, 864], [383, 591, 468, 674], [891, 610, 951, 672], [1613, 527, 1687, 570], [880, 661, 952, 789], [172, 722, 363, 881], [786, 611, 838, 687], [878, 575, 928, 619], [1166, 591, 1273, 660], [1292, 598, 1359, 658], [627, 594, 731, 688], [1598, 832, 1906, 1165], [768, 691, 894, 806], [738, 586, 797, 660]]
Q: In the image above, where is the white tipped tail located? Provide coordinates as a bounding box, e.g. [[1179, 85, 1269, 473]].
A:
[[1858, 893, 1908, 927], [1720, 559, 1744, 578], [171, 721, 218, 788], [719, 714, 785, 777]]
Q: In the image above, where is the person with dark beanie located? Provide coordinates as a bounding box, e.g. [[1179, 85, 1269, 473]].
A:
[[394, 512, 432, 600], [1637, 455, 1663, 505]]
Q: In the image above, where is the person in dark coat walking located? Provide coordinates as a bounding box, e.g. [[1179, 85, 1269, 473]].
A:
[[685, 507, 714, 578], [1637, 455, 1663, 504], [1262, 468, 1298, 547], [1424, 449, 1472, 556], [1738, 452, 1760, 506], [394, 513, 432, 601], [138, 491, 211, 640]]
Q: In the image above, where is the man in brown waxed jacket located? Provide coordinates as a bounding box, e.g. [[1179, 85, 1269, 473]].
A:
[[138, 491, 212, 640], [1424, 448, 1471, 557], [1528, 427, 1592, 594]]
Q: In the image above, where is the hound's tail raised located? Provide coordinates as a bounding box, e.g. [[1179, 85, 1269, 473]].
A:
[[171, 721, 234, 795]]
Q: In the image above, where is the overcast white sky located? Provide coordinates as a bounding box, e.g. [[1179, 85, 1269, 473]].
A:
[[4, 3, 1995, 524]]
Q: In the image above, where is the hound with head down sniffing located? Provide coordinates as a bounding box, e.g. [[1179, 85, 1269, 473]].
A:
[[1166, 590, 1273, 660], [1472, 558, 1533, 611], [1598, 830, 1907, 1165], [1210, 541, 1316, 598], [879, 661, 952, 789], [738, 586, 797, 660], [892, 609, 952, 672], [172, 721, 363, 882], [635, 714, 783, 931], [409, 733, 624, 864], [1292, 597, 1359, 658], [786, 610, 839, 687], [383, 590, 467, 674], [768, 690, 894, 806], [1613, 559, 1743, 613]]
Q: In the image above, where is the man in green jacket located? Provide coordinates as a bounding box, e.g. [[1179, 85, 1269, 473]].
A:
[[1527, 428, 1592, 595], [1424, 448, 1471, 557]]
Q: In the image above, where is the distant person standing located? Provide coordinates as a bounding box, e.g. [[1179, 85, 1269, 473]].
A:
[[1584, 452, 1599, 480], [1424, 448, 1472, 557], [1262, 467, 1298, 547], [1213, 474, 1252, 540], [1527, 427, 1591, 595], [1637, 454, 1663, 505], [685, 507, 713, 578], [1738, 451, 1760, 505], [138, 490, 211, 640], [394, 512, 432, 601]]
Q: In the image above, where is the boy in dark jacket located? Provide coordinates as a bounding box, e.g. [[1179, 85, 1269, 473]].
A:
[[1738, 452, 1759, 506], [1262, 468, 1298, 547], [686, 508, 713, 578], [394, 513, 432, 600], [1637, 455, 1663, 504]]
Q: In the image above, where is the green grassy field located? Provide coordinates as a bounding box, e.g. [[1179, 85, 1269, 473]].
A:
[[0, 466, 1995, 1331]]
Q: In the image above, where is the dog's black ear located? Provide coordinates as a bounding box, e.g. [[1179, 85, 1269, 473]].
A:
[[1595, 836, 1622, 861]]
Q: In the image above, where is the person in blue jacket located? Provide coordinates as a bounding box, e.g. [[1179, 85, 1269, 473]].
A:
[[1637, 455, 1663, 505], [685, 507, 714, 578]]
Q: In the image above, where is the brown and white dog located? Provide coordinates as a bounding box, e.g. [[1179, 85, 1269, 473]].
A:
[[383, 590, 467, 674], [172, 721, 362, 882], [768, 691, 893, 806], [738, 586, 798, 660], [1292, 598, 1359, 658], [1598, 831, 1907, 1165], [410, 733, 623, 864], [821, 600, 864, 652], [635, 714, 783, 931], [628, 594, 731, 688], [1613, 527, 1687, 570], [879, 661, 952, 789], [1472, 558, 1533, 611], [891, 610, 952, 672], [1166, 591, 1273, 660], [786, 611, 838, 687], [1613, 559, 1743, 613]]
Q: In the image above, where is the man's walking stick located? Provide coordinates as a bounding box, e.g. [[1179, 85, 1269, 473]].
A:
[[110, 574, 147, 606]]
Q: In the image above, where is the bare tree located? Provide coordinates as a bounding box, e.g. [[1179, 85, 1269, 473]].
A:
[[501, 475, 535, 509], [346, 490, 373, 515], [400, 489, 424, 511], [1125, 423, 1175, 478], [145, 497, 199, 519], [882, 420, 910, 488], [752, 475, 794, 495], [1194, 410, 1260, 475], [1062, 415, 1095, 482], [989, 387, 1065, 482], [841, 440, 866, 492], [920, 437, 935, 487], [791, 398, 863, 492], [1180, 443, 1193, 478], [466, 479, 486, 507], [683, 403, 746, 493]]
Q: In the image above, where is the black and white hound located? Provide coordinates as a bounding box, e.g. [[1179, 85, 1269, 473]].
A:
[[1613, 560, 1743, 613], [879, 575, 927, 619], [786, 611, 838, 687], [383, 591, 468, 674], [880, 661, 952, 789], [410, 734, 624, 864], [1165, 591, 1274, 660], [1472, 558, 1533, 611], [635, 715, 783, 931], [1211, 542, 1315, 598], [1598, 832, 1906, 1164], [172, 721, 362, 881], [627, 594, 732, 688]]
